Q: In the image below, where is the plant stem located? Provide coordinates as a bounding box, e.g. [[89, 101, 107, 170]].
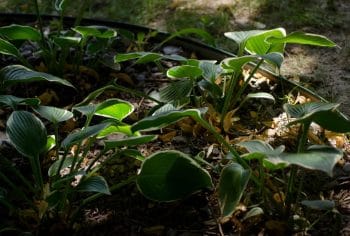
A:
[[285, 120, 311, 217], [230, 59, 264, 109], [193, 116, 260, 186], [31, 155, 44, 195], [220, 72, 238, 126], [33, 0, 46, 44]]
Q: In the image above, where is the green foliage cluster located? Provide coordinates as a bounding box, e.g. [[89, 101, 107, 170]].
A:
[[0, 0, 348, 234]]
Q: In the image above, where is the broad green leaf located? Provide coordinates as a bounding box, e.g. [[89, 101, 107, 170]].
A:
[[239, 140, 285, 156], [46, 135, 56, 152], [301, 200, 335, 210], [72, 25, 117, 39], [260, 52, 284, 68], [159, 79, 194, 103], [243, 207, 264, 221], [225, 30, 263, 52], [115, 52, 186, 64], [167, 65, 203, 79], [0, 24, 41, 41], [239, 140, 288, 170], [48, 157, 75, 177], [0, 38, 21, 58], [275, 145, 342, 176], [136, 150, 213, 201], [61, 123, 111, 149], [53, 36, 81, 48], [97, 125, 133, 138], [95, 99, 134, 121], [55, 0, 69, 11], [104, 135, 157, 149], [151, 103, 177, 116], [218, 163, 250, 217], [158, 28, 215, 47], [34, 105, 73, 123], [245, 28, 286, 55], [120, 149, 145, 161], [0, 95, 40, 109], [239, 141, 342, 175], [115, 52, 142, 63], [6, 111, 47, 158], [221, 55, 257, 72], [199, 60, 221, 82], [0, 65, 75, 88], [76, 175, 111, 195], [284, 102, 346, 129], [284, 102, 339, 119], [75, 85, 115, 106], [73, 104, 96, 117], [132, 109, 202, 132], [245, 92, 275, 103], [266, 32, 337, 47], [197, 79, 222, 99], [313, 110, 350, 133], [136, 52, 163, 64]]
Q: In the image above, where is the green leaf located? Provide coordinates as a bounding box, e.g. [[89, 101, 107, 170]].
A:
[[61, 123, 111, 149], [137, 150, 213, 201], [167, 65, 203, 79], [301, 200, 335, 210], [95, 98, 134, 121], [6, 111, 47, 158], [55, 0, 69, 11], [76, 175, 111, 195], [245, 92, 275, 103], [260, 52, 284, 68], [75, 85, 115, 106], [53, 36, 81, 48], [225, 28, 286, 55], [97, 125, 133, 138], [276, 145, 342, 176], [46, 135, 56, 152], [159, 79, 194, 103], [115, 52, 187, 64], [240, 141, 342, 175], [313, 110, 350, 133], [114, 52, 142, 63], [199, 60, 221, 82], [218, 163, 250, 217], [162, 28, 215, 46], [0, 24, 41, 41], [221, 55, 257, 72], [132, 109, 202, 132], [284, 102, 339, 119], [0, 95, 40, 109], [72, 25, 117, 39], [266, 32, 337, 47], [104, 135, 157, 149], [283, 102, 346, 129], [245, 28, 286, 55], [0, 65, 75, 88], [0, 38, 21, 58], [34, 105, 73, 124], [225, 30, 263, 51], [243, 207, 264, 221], [136, 52, 163, 64], [48, 157, 75, 177]]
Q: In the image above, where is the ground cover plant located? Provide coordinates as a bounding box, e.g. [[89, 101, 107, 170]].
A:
[[0, 0, 350, 235]]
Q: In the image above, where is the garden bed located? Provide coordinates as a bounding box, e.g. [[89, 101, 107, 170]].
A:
[[0, 12, 350, 236]]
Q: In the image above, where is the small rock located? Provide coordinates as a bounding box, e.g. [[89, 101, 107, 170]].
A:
[[162, 45, 182, 55]]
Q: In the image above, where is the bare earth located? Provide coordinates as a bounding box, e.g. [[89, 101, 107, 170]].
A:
[[164, 0, 350, 115]]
